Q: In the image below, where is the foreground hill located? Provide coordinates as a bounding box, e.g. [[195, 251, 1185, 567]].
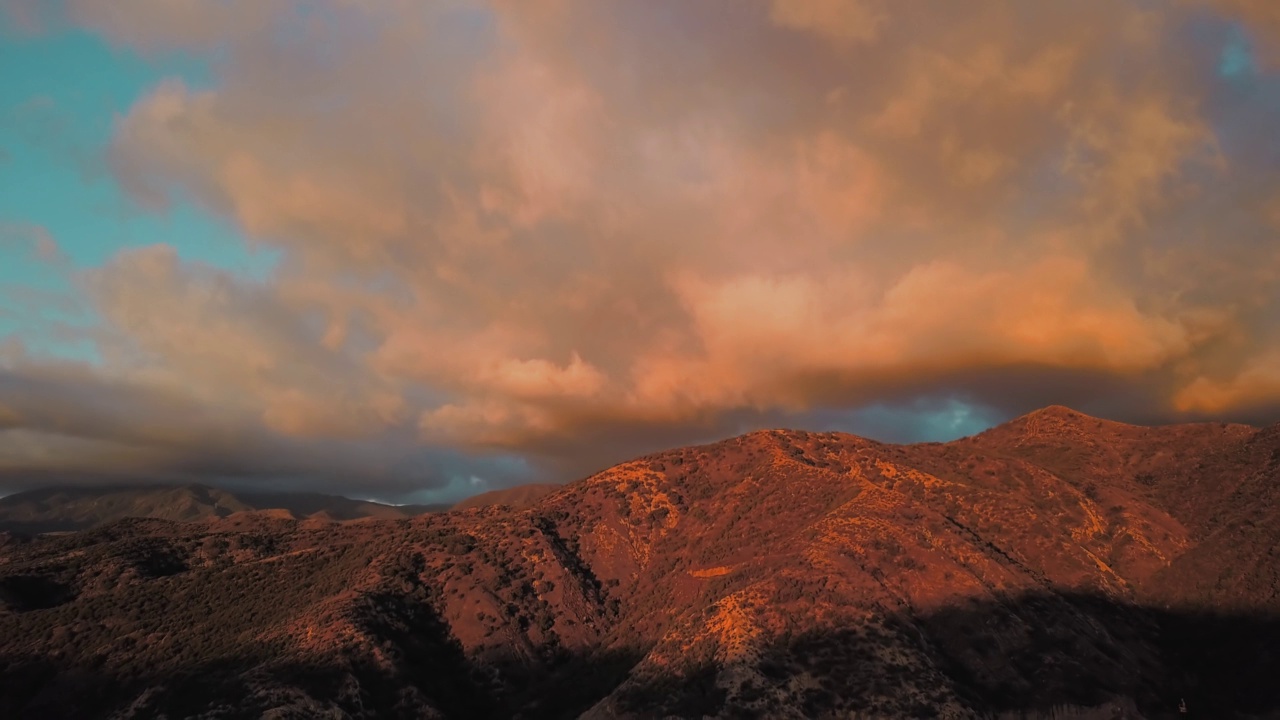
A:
[[0, 484, 444, 534], [1, 407, 1278, 718]]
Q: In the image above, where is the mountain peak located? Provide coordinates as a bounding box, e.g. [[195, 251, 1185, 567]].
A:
[[1028, 404, 1089, 419], [979, 404, 1123, 440], [1016, 404, 1124, 427]]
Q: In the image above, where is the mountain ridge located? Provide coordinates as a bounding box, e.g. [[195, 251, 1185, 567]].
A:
[[0, 405, 1261, 535], [0, 483, 449, 534], [0, 405, 1277, 718]]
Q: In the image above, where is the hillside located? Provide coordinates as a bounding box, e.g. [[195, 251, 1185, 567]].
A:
[[0, 407, 1278, 718], [0, 484, 441, 534], [452, 483, 563, 512], [970, 406, 1280, 608]]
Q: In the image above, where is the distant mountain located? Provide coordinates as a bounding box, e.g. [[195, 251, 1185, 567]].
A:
[[451, 482, 562, 511], [0, 484, 443, 534], [1, 407, 1278, 718]]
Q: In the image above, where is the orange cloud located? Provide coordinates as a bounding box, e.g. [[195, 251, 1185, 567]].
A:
[[625, 255, 1195, 414], [3, 0, 1279, 491], [768, 0, 888, 45], [1175, 348, 1280, 414]]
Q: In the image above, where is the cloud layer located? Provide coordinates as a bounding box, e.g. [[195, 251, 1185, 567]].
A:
[[2, 0, 1279, 499]]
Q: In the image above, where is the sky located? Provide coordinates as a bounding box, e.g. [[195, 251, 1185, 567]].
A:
[[1, 0, 1279, 503]]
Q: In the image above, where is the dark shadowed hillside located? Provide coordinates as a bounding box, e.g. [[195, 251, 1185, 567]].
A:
[[1, 407, 1278, 719]]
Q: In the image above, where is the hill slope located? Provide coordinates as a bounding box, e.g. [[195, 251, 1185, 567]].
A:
[[0, 484, 439, 534], [1, 407, 1277, 719], [451, 483, 562, 511]]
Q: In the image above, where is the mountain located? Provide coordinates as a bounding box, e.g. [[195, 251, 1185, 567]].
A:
[[452, 483, 563, 511], [969, 406, 1279, 608], [0, 484, 444, 534], [1, 407, 1278, 719]]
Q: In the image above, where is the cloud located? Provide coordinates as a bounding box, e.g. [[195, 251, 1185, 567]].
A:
[[1175, 347, 1280, 414], [0, 0, 53, 35], [1209, 0, 1280, 67], [64, 0, 287, 53], [0, 352, 531, 498], [0, 224, 58, 261], [82, 244, 410, 441], [2, 0, 1279, 495], [768, 0, 888, 45]]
